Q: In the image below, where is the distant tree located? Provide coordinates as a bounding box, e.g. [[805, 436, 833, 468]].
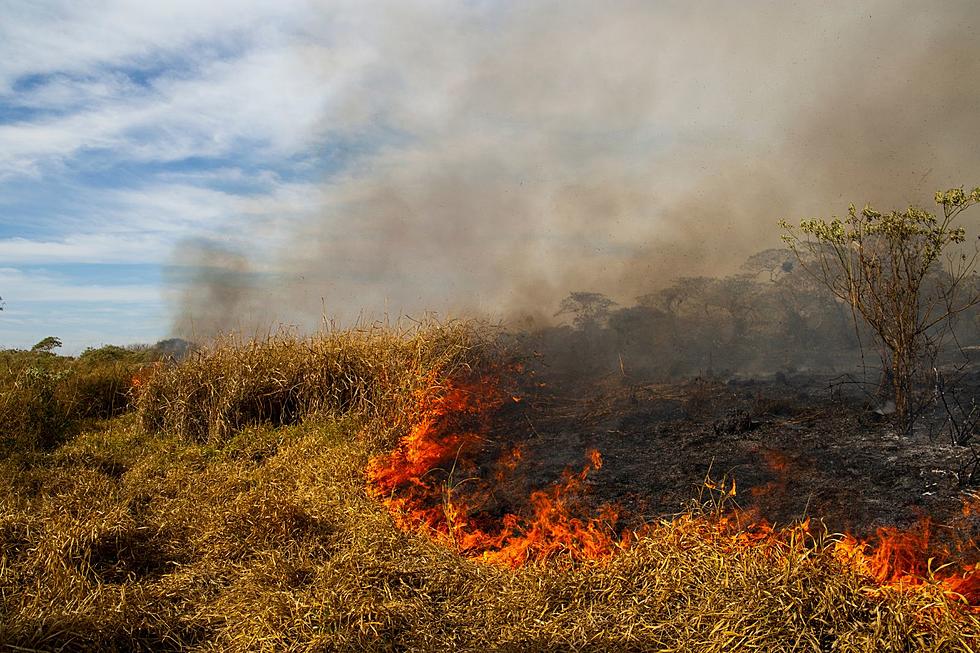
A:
[[781, 186, 980, 422], [705, 275, 761, 340], [741, 248, 797, 282], [743, 248, 855, 357], [608, 304, 665, 347], [555, 292, 617, 330], [31, 336, 62, 353], [609, 304, 665, 332], [641, 277, 714, 317], [78, 344, 135, 364]]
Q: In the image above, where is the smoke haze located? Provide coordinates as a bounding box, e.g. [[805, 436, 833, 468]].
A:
[[171, 0, 980, 337]]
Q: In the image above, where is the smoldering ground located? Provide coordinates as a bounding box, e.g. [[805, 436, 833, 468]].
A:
[[169, 0, 980, 339]]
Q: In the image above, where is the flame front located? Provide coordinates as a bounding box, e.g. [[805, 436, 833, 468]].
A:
[[366, 373, 978, 609], [366, 375, 620, 566], [835, 521, 979, 604]]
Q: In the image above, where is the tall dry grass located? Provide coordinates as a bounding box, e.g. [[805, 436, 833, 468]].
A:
[[136, 320, 500, 447]]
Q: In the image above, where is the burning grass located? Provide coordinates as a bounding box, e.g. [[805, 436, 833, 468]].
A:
[[1, 323, 979, 650], [366, 371, 979, 605], [366, 375, 625, 566]]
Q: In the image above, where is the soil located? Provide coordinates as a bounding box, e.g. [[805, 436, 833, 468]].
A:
[[479, 366, 980, 549]]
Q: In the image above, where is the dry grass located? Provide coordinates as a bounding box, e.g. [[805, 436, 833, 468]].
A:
[[136, 320, 497, 448], [1, 323, 978, 651]]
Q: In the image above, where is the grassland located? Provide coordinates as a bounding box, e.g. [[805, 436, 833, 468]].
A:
[[1, 323, 977, 651]]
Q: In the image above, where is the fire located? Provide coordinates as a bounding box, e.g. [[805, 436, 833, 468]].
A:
[[835, 521, 979, 605], [366, 375, 621, 566], [474, 449, 621, 566], [366, 378, 493, 534], [366, 371, 979, 609], [750, 448, 791, 498], [964, 491, 980, 517], [129, 362, 162, 398]]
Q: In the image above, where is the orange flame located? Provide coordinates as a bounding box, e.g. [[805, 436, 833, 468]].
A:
[[366, 376, 620, 566], [129, 362, 163, 398], [366, 372, 979, 609], [750, 449, 791, 498], [835, 521, 979, 604]]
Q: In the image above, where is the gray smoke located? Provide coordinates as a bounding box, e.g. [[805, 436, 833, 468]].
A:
[[169, 239, 269, 339], [171, 0, 980, 337]]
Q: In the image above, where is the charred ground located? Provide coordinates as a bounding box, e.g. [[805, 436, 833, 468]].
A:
[[495, 367, 979, 540]]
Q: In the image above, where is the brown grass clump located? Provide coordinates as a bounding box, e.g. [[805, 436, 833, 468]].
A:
[[136, 320, 497, 447], [1, 322, 978, 651]]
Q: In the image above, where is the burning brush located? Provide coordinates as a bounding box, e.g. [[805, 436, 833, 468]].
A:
[[366, 373, 622, 566], [367, 370, 979, 610]]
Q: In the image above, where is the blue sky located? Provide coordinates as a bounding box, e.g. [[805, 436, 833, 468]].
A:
[[0, 1, 363, 352]]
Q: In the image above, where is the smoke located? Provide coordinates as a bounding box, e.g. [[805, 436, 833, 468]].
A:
[[171, 0, 980, 337], [168, 239, 267, 338]]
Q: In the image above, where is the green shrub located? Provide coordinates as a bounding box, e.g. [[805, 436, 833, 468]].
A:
[[0, 345, 149, 453], [68, 362, 137, 420], [0, 365, 74, 450]]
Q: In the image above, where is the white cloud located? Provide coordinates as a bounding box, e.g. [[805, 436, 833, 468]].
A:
[[0, 267, 158, 303], [0, 1, 357, 346], [5, 0, 976, 344], [0, 235, 162, 265], [0, 44, 348, 177], [0, 1, 307, 91], [0, 0, 383, 179], [0, 178, 323, 265]]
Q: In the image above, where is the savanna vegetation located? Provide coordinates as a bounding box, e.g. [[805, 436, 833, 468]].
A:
[[2, 188, 980, 650], [1, 322, 978, 651], [530, 188, 980, 433], [781, 186, 980, 424], [0, 337, 190, 453], [528, 247, 980, 387]]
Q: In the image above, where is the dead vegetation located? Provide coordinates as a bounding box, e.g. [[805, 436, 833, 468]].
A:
[[1, 322, 978, 651], [135, 321, 499, 448]]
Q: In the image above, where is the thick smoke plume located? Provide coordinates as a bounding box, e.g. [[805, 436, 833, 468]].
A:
[[172, 0, 980, 338]]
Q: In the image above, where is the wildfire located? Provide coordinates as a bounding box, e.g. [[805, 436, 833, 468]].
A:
[[750, 448, 791, 498], [366, 372, 979, 608], [366, 375, 621, 566], [835, 521, 979, 604], [129, 361, 163, 398]]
